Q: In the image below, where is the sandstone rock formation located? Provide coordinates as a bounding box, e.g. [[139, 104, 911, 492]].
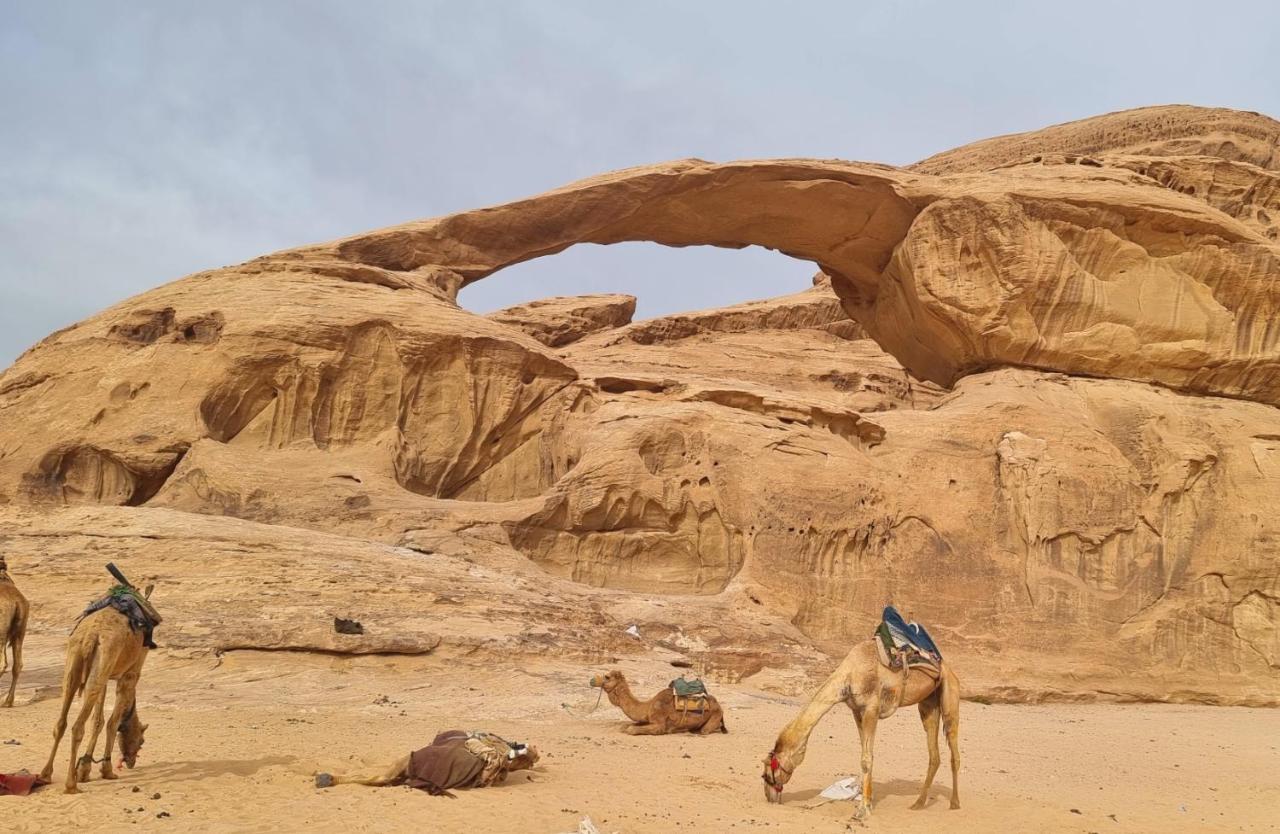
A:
[[1, 105, 1278, 705], [487, 293, 636, 347]]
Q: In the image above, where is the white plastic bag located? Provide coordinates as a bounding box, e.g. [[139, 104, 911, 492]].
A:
[[819, 776, 864, 801]]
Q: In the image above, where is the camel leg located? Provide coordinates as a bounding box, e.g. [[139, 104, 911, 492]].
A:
[[696, 712, 723, 735], [326, 754, 411, 787], [854, 705, 879, 819], [2, 633, 20, 708], [623, 722, 668, 735], [941, 677, 961, 810], [911, 690, 942, 810], [40, 653, 85, 781], [64, 665, 111, 793], [76, 687, 110, 784], [99, 675, 138, 780]]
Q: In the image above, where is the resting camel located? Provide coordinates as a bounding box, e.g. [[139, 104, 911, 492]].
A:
[[589, 670, 727, 735], [0, 555, 29, 708], [315, 730, 539, 793], [40, 605, 151, 793], [761, 639, 960, 819]]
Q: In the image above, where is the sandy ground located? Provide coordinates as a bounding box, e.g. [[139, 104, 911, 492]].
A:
[[1, 632, 1277, 834]]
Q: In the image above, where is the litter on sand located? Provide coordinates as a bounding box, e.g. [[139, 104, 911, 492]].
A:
[[624, 624, 641, 638], [0, 771, 48, 796], [819, 776, 864, 801]]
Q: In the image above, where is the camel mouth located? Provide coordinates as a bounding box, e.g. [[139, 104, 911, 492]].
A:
[[588, 675, 602, 688], [763, 783, 783, 803]]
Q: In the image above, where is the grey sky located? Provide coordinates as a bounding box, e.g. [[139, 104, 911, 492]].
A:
[[2, 1, 1277, 367]]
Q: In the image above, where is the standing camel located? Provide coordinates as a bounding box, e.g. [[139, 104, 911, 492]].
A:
[[761, 639, 960, 819], [0, 555, 29, 707], [589, 670, 727, 735], [41, 604, 152, 793]]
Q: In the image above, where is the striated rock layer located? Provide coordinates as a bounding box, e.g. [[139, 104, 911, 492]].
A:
[[2, 105, 1278, 704]]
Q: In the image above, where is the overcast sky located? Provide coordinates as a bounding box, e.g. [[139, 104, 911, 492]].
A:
[[2, 1, 1277, 367]]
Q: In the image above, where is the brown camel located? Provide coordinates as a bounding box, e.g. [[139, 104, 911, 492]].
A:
[[589, 670, 727, 735], [40, 605, 151, 793], [761, 639, 960, 819], [316, 730, 539, 792], [0, 555, 29, 708]]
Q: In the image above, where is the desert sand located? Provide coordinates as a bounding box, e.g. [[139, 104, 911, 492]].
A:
[[2, 632, 1277, 833]]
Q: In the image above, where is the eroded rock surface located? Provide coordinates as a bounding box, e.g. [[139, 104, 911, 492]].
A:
[[2, 105, 1278, 704], [487, 293, 636, 347]]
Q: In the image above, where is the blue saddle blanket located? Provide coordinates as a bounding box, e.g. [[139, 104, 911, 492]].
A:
[[881, 606, 942, 661]]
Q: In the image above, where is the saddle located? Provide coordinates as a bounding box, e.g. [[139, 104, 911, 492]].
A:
[[75, 564, 162, 648], [874, 606, 941, 677], [670, 677, 710, 713]]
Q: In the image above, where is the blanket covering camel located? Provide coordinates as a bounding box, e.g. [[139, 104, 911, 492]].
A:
[[589, 670, 727, 735], [762, 609, 960, 820], [40, 580, 156, 793], [0, 555, 29, 709]]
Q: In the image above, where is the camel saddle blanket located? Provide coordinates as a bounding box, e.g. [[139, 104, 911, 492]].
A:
[[875, 606, 942, 674], [79, 586, 160, 632], [670, 677, 710, 712], [404, 730, 522, 796]]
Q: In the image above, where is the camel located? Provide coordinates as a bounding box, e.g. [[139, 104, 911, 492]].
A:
[[761, 638, 960, 819], [589, 670, 727, 735], [315, 731, 539, 793], [40, 604, 151, 793], [0, 555, 29, 708]]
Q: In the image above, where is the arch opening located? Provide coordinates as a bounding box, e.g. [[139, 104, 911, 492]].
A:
[[458, 241, 818, 323]]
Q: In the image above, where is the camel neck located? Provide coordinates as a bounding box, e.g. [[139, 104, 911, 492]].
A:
[[776, 674, 846, 759], [607, 677, 650, 721]]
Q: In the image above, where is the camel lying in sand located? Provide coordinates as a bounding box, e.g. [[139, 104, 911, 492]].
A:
[[761, 638, 960, 819], [590, 670, 727, 735], [316, 730, 539, 794], [41, 601, 152, 793], [0, 555, 29, 708]]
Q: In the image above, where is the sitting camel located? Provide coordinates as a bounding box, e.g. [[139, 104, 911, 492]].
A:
[[0, 555, 29, 708], [761, 638, 960, 819], [589, 670, 727, 735], [41, 590, 155, 793]]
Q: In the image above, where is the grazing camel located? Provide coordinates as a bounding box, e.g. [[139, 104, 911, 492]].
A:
[[761, 639, 960, 819], [0, 555, 29, 708], [40, 604, 152, 793], [589, 670, 727, 735]]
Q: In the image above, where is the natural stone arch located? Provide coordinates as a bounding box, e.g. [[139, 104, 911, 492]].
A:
[[304, 158, 922, 314], [292, 145, 1280, 406]]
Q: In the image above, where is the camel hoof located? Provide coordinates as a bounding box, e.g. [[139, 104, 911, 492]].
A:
[[63, 785, 80, 795], [101, 770, 119, 780], [950, 801, 961, 810], [852, 803, 871, 821], [910, 800, 927, 810]]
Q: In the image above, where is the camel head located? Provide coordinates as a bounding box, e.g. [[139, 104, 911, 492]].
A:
[[589, 670, 626, 693], [761, 745, 803, 803], [508, 744, 540, 772], [117, 704, 148, 769]]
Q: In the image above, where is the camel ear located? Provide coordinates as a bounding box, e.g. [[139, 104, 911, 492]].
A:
[[141, 724, 149, 732]]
